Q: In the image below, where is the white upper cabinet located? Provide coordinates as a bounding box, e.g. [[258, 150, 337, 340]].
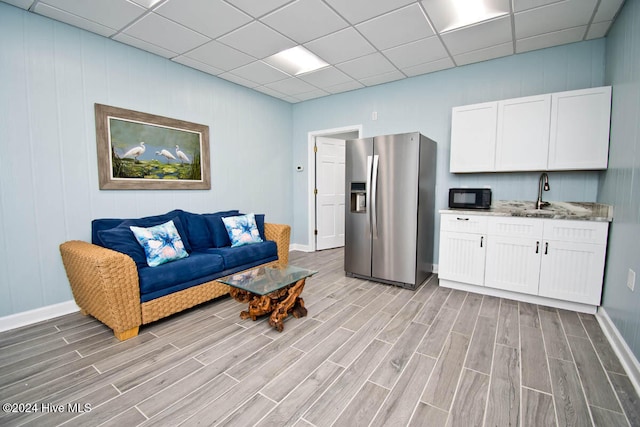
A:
[[495, 94, 551, 171], [450, 102, 497, 172], [450, 86, 612, 173], [548, 86, 612, 170]]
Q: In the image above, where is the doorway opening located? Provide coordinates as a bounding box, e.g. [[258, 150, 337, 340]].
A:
[[307, 125, 362, 252]]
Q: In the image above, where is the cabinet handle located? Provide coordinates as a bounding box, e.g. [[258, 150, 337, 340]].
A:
[[536, 241, 539, 254], [480, 236, 484, 248], [544, 242, 548, 255], [456, 217, 469, 221]]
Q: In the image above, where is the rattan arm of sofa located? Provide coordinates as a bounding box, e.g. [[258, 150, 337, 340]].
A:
[[264, 223, 291, 266], [59, 240, 142, 340]]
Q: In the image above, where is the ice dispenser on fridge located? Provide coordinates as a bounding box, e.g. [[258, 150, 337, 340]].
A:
[[350, 182, 366, 213]]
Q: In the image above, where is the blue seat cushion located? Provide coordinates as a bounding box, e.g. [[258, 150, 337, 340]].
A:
[[204, 240, 277, 270], [137, 251, 224, 297]]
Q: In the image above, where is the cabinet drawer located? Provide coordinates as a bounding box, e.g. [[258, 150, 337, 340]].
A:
[[488, 216, 543, 238], [441, 214, 487, 233], [543, 220, 609, 244]]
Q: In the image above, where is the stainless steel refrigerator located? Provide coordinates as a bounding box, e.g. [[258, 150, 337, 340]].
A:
[[345, 132, 437, 290]]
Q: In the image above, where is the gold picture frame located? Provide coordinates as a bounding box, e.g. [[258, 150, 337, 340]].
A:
[[95, 103, 211, 190]]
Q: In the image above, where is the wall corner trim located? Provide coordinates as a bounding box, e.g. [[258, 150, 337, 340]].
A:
[[0, 300, 80, 333], [596, 307, 640, 398]]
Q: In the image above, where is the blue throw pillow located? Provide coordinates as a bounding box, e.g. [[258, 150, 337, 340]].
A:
[[222, 213, 263, 247], [130, 220, 189, 267]]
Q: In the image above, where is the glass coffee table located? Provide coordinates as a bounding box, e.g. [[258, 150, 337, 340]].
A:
[[218, 265, 317, 332]]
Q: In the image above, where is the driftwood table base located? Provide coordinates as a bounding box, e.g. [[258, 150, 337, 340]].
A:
[[229, 278, 307, 332]]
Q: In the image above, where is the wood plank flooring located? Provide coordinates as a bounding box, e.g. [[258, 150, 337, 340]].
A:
[[0, 248, 638, 426]]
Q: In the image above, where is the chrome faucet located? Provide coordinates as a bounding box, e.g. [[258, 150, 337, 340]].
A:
[[536, 172, 550, 209]]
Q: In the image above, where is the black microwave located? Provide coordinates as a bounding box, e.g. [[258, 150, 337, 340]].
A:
[[449, 188, 492, 209]]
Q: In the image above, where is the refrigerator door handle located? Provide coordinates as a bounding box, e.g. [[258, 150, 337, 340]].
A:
[[371, 155, 380, 239], [366, 155, 373, 237]]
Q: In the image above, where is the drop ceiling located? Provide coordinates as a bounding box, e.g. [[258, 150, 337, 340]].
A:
[[2, 0, 625, 103]]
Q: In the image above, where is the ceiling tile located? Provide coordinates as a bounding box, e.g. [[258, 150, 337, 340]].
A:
[[304, 27, 375, 64], [265, 77, 317, 95], [383, 36, 448, 69], [515, 0, 597, 39], [182, 40, 254, 71], [36, 0, 146, 29], [231, 61, 290, 85], [122, 13, 210, 55], [517, 26, 587, 53], [226, 0, 292, 18], [113, 32, 178, 57], [441, 15, 512, 56], [360, 69, 405, 86], [253, 85, 287, 99], [172, 56, 224, 75], [513, 0, 560, 13], [356, 3, 434, 50], [422, 0, 510, 32], [33, 3, 119, 37], [324, 0, 415, 25], [593, 0, 625, 22], [586, 21, 613, 40], [262, 0, 348, 44], [297, 66, 354, 87], [3, 0, 33, 9], [336, 52, 397, 80], [294, 89, 330, 101], [453, 41, 513, 66], [218, 22, 296, 59], [217, 72, 261, 88], [155, 0, 251, 39], [402, 57, 455, 76], [325, 79, 365, 94]]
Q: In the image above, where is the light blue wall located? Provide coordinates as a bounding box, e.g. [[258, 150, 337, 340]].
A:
[[600, 0, 640, 361], [0, 4, 292, 317], [292, 39, 607, 253]]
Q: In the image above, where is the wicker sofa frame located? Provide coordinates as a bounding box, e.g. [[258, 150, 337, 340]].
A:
[[59, 223, 291, 340]]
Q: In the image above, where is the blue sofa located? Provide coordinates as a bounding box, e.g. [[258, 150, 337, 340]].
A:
[[59, 209, 291, 340]]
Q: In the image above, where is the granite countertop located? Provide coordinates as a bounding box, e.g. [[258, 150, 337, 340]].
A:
[[440, 200, 613, 222]]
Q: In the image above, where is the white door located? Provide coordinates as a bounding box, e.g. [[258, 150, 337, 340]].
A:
[[315, 136, 345, 250]]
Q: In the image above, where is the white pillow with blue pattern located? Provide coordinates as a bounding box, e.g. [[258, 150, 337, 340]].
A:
[[129, 220, 189, 267], [222, 213, 264, 247]]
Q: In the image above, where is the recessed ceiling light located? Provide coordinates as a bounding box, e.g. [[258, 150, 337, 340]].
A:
[[263, 46, 329, 76], [423, 0, 510, 33]]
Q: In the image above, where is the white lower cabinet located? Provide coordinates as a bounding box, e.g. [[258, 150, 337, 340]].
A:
[[438, 215, 487, 286], [439, 214, 609, 311]]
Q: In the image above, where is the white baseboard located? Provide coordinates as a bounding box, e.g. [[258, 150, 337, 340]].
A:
[[596, 307, 640, 398], [0, 300, 80, 333], [290, 244, 313, 252]]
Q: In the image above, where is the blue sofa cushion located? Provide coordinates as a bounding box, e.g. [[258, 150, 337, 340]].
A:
[[204, 240, 277, 270], [137, 251, 224, 297], [97, 214, 191, 268], [204, 210, 240, 247], [184, 210, 239, 249]]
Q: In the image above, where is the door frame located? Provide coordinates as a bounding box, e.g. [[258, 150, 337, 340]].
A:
[[307, 125, 362, 252]]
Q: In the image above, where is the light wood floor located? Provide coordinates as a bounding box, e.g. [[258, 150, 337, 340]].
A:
[[1, 248, 638, 426]]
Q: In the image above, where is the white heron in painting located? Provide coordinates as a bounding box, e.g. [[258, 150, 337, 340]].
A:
[[175, 145, 190, 163], [122, 142, 146, 161], [155, 149, 176, 162]]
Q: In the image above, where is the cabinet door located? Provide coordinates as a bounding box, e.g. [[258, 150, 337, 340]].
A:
[[450, 102, 497, 172], [548, 86, 612, 170], [485, 236, 542, 295], [495, 94, 551, 171], [538, 241, 607, 305], [438, 231, 486, 285]]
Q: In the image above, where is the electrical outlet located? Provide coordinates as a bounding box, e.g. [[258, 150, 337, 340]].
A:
[[627, 268, 636, 291]]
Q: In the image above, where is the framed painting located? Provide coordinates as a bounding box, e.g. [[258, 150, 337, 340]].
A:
[[95, 103, 211, 190]]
